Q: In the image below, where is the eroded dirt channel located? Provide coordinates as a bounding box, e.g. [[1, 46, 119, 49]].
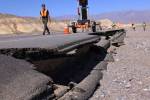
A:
[[0, 42, 113, 100]]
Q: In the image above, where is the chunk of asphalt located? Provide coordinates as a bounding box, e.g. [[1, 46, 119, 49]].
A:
[[0, 55, 52, 100], [59, 61, 108, 100], [95, 39, 110, 50]]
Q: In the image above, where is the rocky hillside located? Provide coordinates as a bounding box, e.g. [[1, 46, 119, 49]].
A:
[[1, 13, 129, 35], [97, 19, 113, 29], [0, 13, 115, 35], [0, 13, 67, 35], [56, 10, 150, 23], [92, 10, 150, 23]]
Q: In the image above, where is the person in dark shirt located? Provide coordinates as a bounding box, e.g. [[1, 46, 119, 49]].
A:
[[40, 4, 51, 35], [142, 22, 146, 31], [132, 23, 136, 31]]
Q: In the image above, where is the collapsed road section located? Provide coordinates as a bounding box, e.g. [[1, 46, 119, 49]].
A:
[[0, 29, 126, 100]]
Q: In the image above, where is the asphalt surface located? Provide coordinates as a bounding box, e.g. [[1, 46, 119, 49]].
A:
[[0, 33, 99, 50], [0, 32, 60, 41]]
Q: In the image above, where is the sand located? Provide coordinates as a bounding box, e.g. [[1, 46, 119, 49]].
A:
[[90, 27, 150, 100]]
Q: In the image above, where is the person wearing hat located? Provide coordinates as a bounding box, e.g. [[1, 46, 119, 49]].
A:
[[40, 4, 51, 35]]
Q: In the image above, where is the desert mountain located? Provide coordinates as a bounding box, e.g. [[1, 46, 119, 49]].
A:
[[56, 10, 150, 23], [0, 13, 66, 34]]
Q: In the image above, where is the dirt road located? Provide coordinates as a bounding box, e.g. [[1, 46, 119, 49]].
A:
[[90, 27, 150, 100]]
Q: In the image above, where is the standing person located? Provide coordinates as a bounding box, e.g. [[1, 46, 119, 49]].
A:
[[132, 23, 136, 31], [91, 21, 96, 32], [40, 4, 51, 35], [142, 22, 146, 31], [112, 22, 116, 29], [99, 22, 102, 30]]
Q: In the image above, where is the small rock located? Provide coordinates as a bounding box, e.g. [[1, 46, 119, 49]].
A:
[[143, 86, 150, 92], [129, 78, 133, 82], [116, 95, 126, 100], [122, 67, 127, 71], [113, 79, 126, 86], [143, 88, 149, 92], [137, 81, 143, 85], [115, 58, 120, 62], [100, 90, 106, 97], [125, 82, 131, 88], [144, 47, 150, 53]]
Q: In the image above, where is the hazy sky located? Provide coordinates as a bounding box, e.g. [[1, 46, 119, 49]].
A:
[[0, 0, 150, 17]]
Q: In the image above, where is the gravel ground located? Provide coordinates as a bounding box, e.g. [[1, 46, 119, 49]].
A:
[[90, 27, 150, 100]]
